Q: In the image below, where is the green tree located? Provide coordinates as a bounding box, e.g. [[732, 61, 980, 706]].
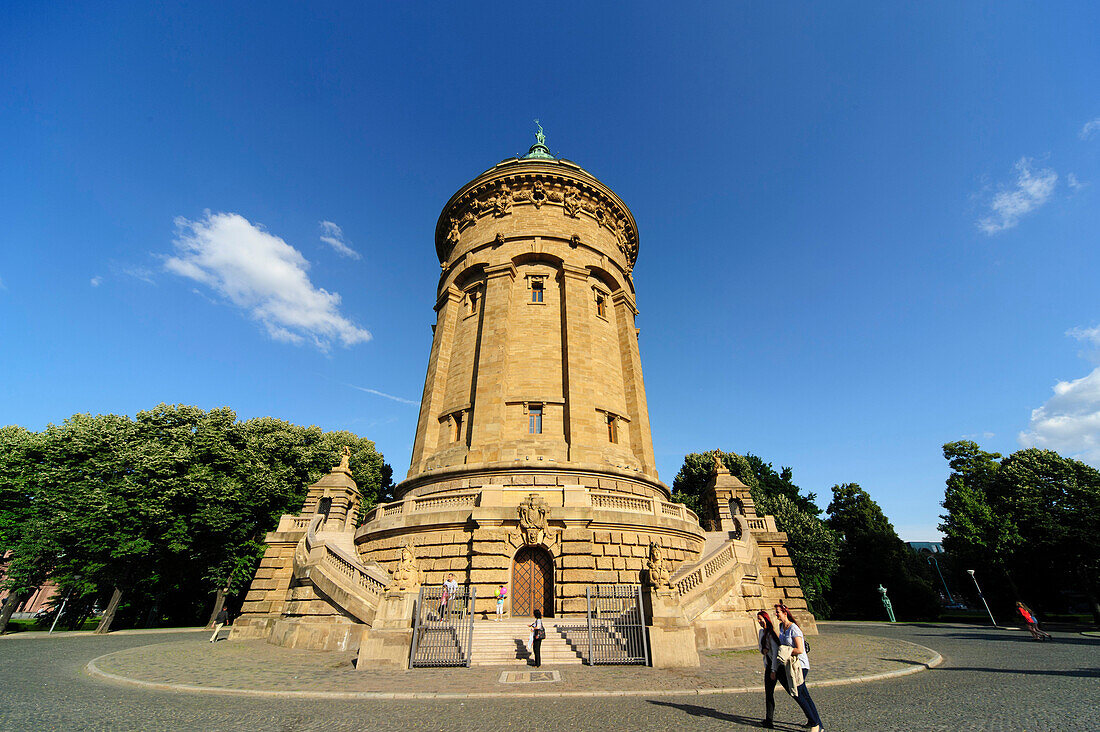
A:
[[0, 405, 392, 633], [826, 483, 939, 620]]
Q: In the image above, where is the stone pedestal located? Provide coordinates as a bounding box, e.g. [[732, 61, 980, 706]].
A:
[[355, 590, 417, 670], [644, 587, 700, 668]]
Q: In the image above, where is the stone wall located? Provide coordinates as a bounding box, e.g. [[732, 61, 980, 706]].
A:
[[357, 514, 704, 617]]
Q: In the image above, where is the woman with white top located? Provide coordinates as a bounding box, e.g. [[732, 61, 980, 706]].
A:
[[757, 609, 788, 728], [774, 603, 824, 732]]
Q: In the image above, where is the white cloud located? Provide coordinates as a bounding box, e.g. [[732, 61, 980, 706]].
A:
[[319, 220, 361, 260], [977, 158, 1058, 234], [1066, 173, 1085, 191], [1067, 324, 1100, 348], [123, 266, 156, 284], [962, 431, 996, 440], [165, 212, 371, 351], [90, 276, 103, 287], [1080, 118, 1100, 140], [345, 382, 419, 406], [1020, 366, 1100, 467]]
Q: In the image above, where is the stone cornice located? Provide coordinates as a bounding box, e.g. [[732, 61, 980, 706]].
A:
[[435, 159, 640, 271]]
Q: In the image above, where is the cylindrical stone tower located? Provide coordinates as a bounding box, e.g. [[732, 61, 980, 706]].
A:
[[407, 135, 657, 490], [357, 133, 705, 618]]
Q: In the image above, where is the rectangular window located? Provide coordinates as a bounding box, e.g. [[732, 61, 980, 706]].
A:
[[607, 414, 617, 443], [467, 290, 479, 314], [453, 412, 463, 442], [595, 292, 607, 318], [531, 279, 544, 303], [529, 405, 543, 434]]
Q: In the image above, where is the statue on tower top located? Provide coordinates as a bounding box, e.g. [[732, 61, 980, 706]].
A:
[[534, 119, 546, 146]]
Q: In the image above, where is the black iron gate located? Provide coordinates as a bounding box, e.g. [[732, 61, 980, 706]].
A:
[[410, 584, 476, 667], [585, 584, 649, 665]]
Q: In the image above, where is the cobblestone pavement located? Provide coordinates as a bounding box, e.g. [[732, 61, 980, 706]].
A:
[[86, 629, 936, 697], [2, 623, 1097, 731]]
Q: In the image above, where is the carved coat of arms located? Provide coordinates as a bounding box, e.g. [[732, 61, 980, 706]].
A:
[[516, 494, 550, 546]]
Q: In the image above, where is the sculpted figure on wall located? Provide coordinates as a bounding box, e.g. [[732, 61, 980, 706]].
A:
[[494, 185, 513, 217], [388, 543, 421, 592], [563, 187, 580, 217], [646, 541, 672, 589]]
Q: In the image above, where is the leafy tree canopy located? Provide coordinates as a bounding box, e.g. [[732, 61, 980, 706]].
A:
[[940, 441, 1100, 620], [0, 404, 391, 632]]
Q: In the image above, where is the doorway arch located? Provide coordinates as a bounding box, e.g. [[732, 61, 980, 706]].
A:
[[511, 546, 554, 617]]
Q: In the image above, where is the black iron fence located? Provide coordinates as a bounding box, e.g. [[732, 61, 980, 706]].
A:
[[585, 584, 649, 665], [410, 584, 476, 667]]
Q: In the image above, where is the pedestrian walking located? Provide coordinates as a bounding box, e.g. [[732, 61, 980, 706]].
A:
[[774, 603, 824, 732], [757, 609, 789, 728], [494, 584, 507, 621], [209, 606, 229, 643], [529, 609, 545, 667], [1017, 602, 1052, 640]]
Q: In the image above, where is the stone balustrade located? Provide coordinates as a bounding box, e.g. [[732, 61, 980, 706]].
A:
[[675, 543, 736, 598], [364, 487, 701, 528]]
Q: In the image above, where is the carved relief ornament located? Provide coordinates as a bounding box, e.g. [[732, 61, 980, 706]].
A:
[[645, 541, 672, 589], [388, 543, 422, 592], [516, 493, 550, 546], [436, 173, 638, 268]]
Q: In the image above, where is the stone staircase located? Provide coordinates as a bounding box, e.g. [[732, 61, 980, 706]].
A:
[[467, 619, 587, 666]]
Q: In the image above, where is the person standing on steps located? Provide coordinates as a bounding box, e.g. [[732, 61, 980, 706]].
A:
[[775, 603, 824, 732], [757, 609, 788, 728], [494, 584, 507, 621], [529, 609, 545, 667], [439, 573, 458, 620]]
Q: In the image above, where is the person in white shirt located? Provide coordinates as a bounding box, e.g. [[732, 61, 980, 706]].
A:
[[774, 603, 824, 732]]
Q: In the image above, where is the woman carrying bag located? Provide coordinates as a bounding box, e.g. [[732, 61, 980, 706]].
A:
[[774, 603, 824, 732], [529, 609, 545, 667]]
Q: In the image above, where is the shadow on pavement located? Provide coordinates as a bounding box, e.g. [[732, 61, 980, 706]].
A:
[[646, 700, 799, 730], [934, 666, 1100, 678], [908, 630, 1100, 645]]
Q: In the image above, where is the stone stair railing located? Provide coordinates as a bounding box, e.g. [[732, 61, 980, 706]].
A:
[[669, 517, 767, 622], [293, 515, 390, 625]]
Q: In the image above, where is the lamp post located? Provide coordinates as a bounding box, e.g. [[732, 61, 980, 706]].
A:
[[927, 554, 954, 604], [967, 569, 997, 627]]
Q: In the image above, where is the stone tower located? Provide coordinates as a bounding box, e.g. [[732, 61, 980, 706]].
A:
[[406, 134, 654, 483], [232, 132, 814, 664]]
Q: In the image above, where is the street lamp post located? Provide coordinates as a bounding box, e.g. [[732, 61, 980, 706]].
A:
[[967, 569, 997, 627], [927, 554, 954, 604]]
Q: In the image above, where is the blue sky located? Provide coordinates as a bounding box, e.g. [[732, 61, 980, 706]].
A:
[[3, 3, 1099, 540]]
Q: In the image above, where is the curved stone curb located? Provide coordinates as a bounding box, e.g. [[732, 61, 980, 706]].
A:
[[3, 627, 207, 640], [85, 638, 943, 701]]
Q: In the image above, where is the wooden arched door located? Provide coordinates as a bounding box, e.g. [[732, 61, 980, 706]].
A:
[[512, 546, 553, 617]]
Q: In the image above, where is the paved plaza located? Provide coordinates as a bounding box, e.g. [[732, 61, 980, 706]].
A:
[[1, 622, 1097, 730]]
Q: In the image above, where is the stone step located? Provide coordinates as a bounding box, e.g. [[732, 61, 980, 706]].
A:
[[465, 620, 586, 665]]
